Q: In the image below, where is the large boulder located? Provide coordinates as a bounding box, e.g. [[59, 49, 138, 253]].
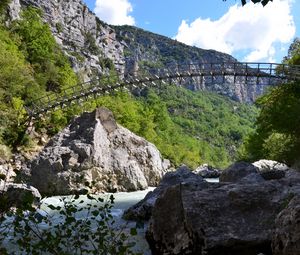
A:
[[123, 165, 204, 221], [0, 182, 41, 212], [272, 195, 300, 255], [219, 161, 259, 183], [146, 168, 300, 255], [253, 160, 289, 180], [29, 108, 170, 195]]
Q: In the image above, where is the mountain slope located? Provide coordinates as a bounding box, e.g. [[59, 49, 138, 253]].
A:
[[0, 0, 259, 169], [8, 0, 267, 102]]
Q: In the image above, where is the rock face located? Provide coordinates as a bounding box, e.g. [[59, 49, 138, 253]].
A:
[[29, 107, 170, 195], [123, 166, 204, 221], [272, 195, 300, 255], [8, 0, 125, 80], [115, 25, 268, 102], [7, 0, 268, 102], [145, 162, 300, 255]]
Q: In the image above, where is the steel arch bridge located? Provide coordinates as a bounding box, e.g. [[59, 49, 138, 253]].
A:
[[24, 62, 300, 117]]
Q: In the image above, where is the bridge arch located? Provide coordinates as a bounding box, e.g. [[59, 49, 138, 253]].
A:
[[24, 62, 300, 117]]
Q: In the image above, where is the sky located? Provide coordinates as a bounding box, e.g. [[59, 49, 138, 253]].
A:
[[83, 0, 300, 63]]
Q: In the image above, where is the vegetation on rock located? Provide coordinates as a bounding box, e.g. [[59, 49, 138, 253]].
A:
[[0, 7, 78, 147]]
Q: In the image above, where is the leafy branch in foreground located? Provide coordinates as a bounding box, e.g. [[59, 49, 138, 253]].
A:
[[0, 193, 141, 255], [223, 0, 273, 6]]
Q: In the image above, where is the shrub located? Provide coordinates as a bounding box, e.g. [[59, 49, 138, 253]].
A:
[[0, 144, 11, 161], [0, 194, 141, 255]]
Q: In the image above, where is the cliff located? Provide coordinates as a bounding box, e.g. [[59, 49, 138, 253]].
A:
[[7, 0, 266, 102]]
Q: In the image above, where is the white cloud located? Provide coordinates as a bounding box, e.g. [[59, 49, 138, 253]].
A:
[[175, 0, 296, 62], [94, 0, 135, 26]]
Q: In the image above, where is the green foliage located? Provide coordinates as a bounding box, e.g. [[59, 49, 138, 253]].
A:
[[0, 194, 141, 254], [13, 8, 56, 64], [99, 57, 115, 70], [56, 22, 63, 33], [283, 38, 300, 65], [0, 7, 78, 148], [0, 144, 11, 161], [88, 87, 257, 169], [12, 7, 78, 92], [243, 82, 300, 165], [0, 0, 10, 16], [243, 39, 300, 166]]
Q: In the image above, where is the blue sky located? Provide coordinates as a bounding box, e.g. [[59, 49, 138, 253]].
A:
[[83, 0, 300, 63]]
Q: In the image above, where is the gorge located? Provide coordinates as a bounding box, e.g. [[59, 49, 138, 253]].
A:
[[1, 0, 300, 254]]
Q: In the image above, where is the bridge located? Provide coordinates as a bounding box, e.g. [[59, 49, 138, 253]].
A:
[[24, 62, 300, 117]]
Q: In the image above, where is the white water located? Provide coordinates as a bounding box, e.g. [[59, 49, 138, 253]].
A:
[[2, 178, 219, 254]]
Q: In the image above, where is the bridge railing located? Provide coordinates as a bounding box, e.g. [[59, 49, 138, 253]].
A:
[[24, 62, 300, 117]]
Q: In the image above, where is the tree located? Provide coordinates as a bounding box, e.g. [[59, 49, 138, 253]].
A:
[[283, 38, 300, 65], [243, 39, 300, 166], [223, 0, 273, 6]]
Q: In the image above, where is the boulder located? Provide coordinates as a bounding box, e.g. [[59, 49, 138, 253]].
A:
[[219, 161, 259, 182], [272, 195, 300, 255], [146, 168, 300, 255], [29, 107, 170, 195], [193, 164, 220, 178], [252, 160, 289, 180], [123, 165, 204, 221], [0, 182, 41, 212]]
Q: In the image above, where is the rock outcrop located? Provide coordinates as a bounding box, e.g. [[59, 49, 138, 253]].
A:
[[145, 162, 300, 255], [29, 107, 170, 195], [123, 166, 204, 221], [193, 164, 220, 178], [253, 159, 289, 180], [0, 182, 41, 212], [8, 0, 125, 80], [115, 25, 268, 102]]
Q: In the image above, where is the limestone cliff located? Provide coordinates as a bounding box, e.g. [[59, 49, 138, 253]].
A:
[[29, 108, 170, 195], [8, 0, 125, 81], [7, 0, 266, 102]]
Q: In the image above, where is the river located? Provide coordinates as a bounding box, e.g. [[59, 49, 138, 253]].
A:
[[2, 178, 218, 254]]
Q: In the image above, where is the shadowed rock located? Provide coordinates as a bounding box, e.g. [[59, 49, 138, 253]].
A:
[[219, 161, 259, 183], [272, 195, 300, 255], [146, 165, 300, 255]]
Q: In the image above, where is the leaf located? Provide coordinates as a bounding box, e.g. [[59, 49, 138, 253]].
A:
[[87, 194, 95, 200], [130, 228, 137, 236], [47, 204, 57, 210]]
